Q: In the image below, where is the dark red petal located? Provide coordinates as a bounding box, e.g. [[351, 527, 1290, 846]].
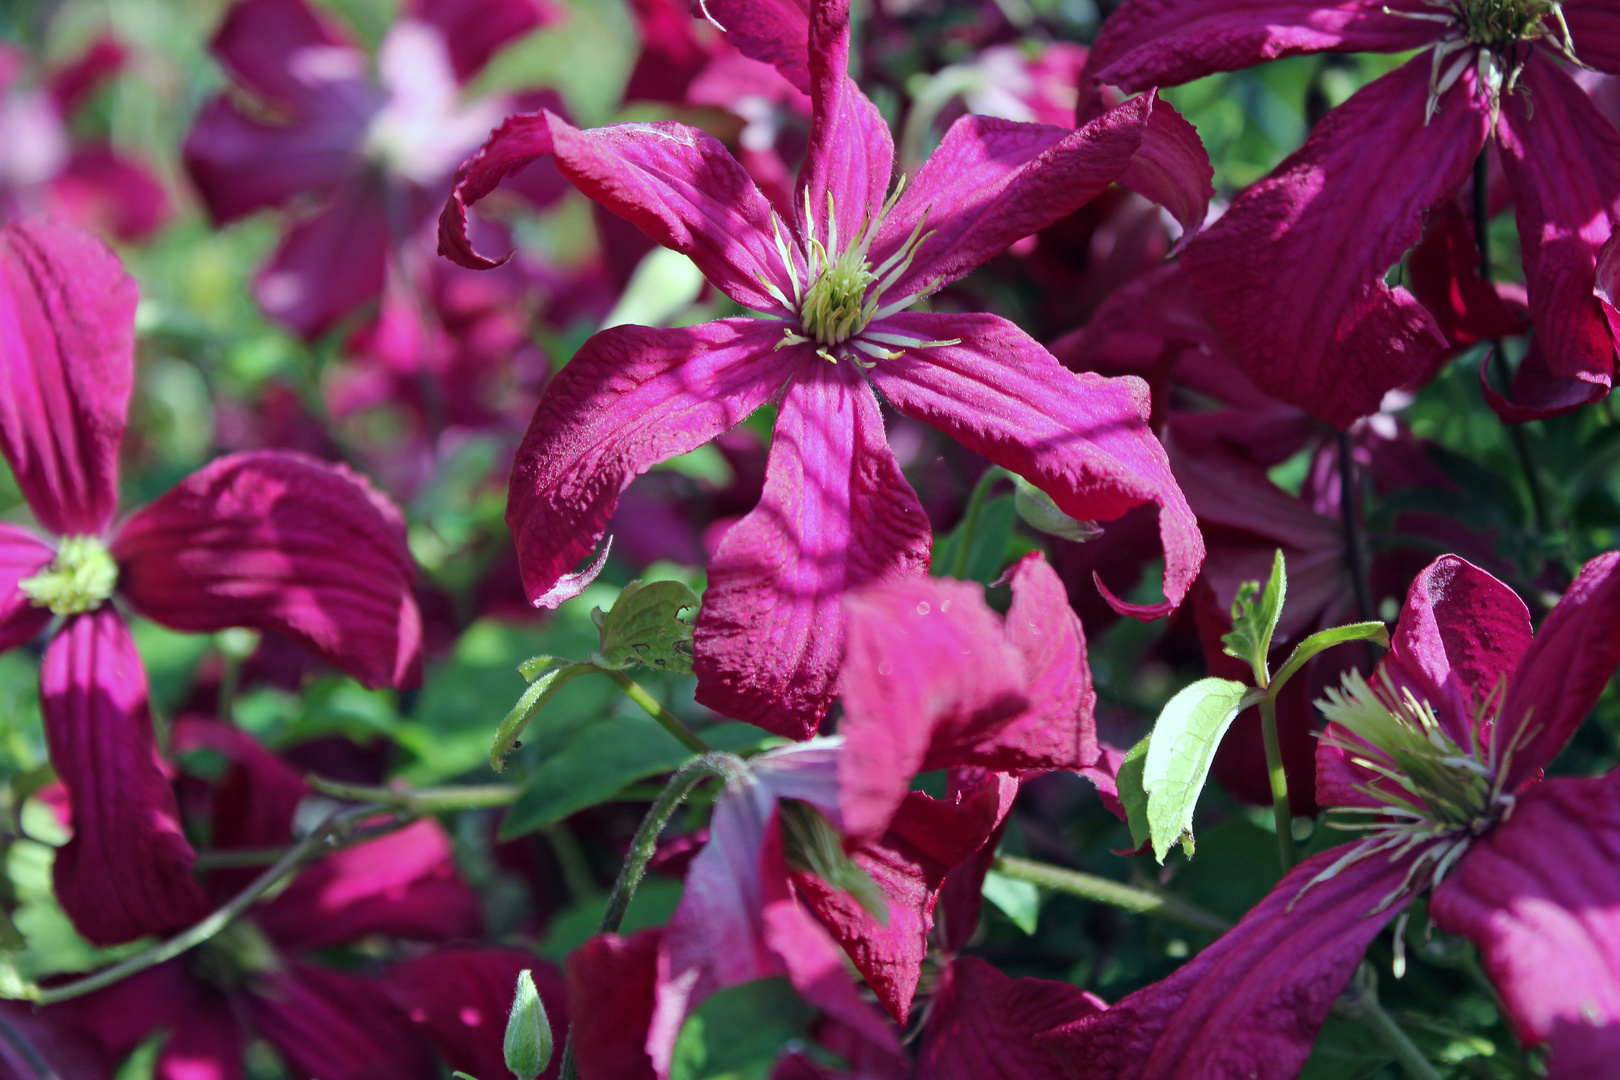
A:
[[438, 111, 555, 269], [1408, 199, 1530, 348], [0, 219, 134, 535], [693, 362, 931, 739], [208, 0, 363, 106], [1479, 341, 1609, 423], [1561, 2, 1620, 75], [1430, 773, 1620, 1061], [1181, 58, 1485, 429], [917, 957, 1104, 1080], [43, 610, 209, 946], [114, 450, 422, 690], [154, 994, 243, 1080], [183, 97, 371, 225], [699, 0, 813, 93], [246, 963, 436, 1080], [566, 929, 661, 1080], [1039, 844, 1419, 1080]]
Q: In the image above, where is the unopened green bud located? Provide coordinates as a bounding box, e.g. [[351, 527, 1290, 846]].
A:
[[1012, 477, 1103, 544], [504, 969, 553, 1080]]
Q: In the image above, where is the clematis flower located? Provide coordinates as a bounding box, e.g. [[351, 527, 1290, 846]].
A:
[[1041, 551, 1620, 1079], [184, 0, 560, 338], [440, 0, 1209, 738], [0, 218, 421, 945], [1084, 0, 1620, 427]]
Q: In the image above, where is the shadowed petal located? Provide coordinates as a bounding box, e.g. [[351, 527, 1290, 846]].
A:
[[507, 319, 790, 609], [246, 963, 436, 1080], [1085, 0, 1439, 93], [254, 177, 394, 339], [1430, 773, 1620, 1068], [207, 0, 365, 107], [1039, 845, 1420, 1080], [183, 96, 371, 224], [1483, 342, 1612, 422], [990, 553, 1100, 772], [405, 0, 557, 84], [1181, 58, 1485, 428], [44, 609, 209, 946], [49, 147, 172, 242], [155, 994, 243, 1080], [797, 0, 892, 248], [0, 219, 134, 535], [865, 311, 1202, 619], [1498, 551, 1620, 785], [693, 361, 932, 739], [568, 929, 661, 1080], [0, 523, 54, 653], [700, 0, 813, 93], [113, 450, 423, 690], [1562, 2, 1620, 74], [916, 957, 1104, 1080], [1496, 55, 1620, 392]]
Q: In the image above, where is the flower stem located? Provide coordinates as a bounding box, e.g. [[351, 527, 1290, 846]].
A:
[[948, 466, 1008, 580], [1334, 964, 1443, 1080], [304, 775, 521, 815], [603, 670, 710, 754], [991, 855, 1231, 937], [1336, 430, 1374, 626], [1259, 695, 1297, 871], [26, 803, 379, 1006], [0, 1009, 60, 1080], [558, 752, 748, 1080]]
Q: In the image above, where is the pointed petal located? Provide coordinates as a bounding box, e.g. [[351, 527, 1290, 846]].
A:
[[1496, 55, 1620, 390], [247, 963, 436, 1080], [693, 362, 932, 739], [43, 610, 209, 946], [113, 450, 423, 690], [865, 311, 1202, 619], [49, 147, 172, 243], [873, 94, 1208, 301], [1181, 58, 1486, 428], [698, 0, 813, 94], [0, 219, 134, 535], [0, 523, 55, 653], [506, 319, 789, 609], [1561, 2, 1620, 75], [796, 0, 892, 247], [386, 947, 569, 1080], [1430, 773, 1620, 1063], [1039, 844, 1419, 1080], [1408, 199, 1531, 348], [404, 0, 556, 83], [916, 957, 1104, 1080], [439, 111, 556, 269], [155, 995, 243, 1080], [1499, 551, 1620, 785], [1085, 0, 1438, 93], [567, 929, 661, 1080], [254, 178, 392, 339]]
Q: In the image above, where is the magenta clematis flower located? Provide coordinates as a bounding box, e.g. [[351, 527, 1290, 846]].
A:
[[184, 0, 559, 338], [440, 0, 1209, 738], [914, 957, 1105, 1080], [0, 219, 421, 945], [1085, 0, 1620, 427], [1041, 551, 1620, 1079]]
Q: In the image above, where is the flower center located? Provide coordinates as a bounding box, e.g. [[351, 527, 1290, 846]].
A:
[[800, 250, 880, 346], [1452, 0, 1563, 48], [19, 536, 117, 616], [1404, 1, 1578, 122]]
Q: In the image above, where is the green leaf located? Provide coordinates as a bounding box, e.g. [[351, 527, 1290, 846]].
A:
[[1142, 678, 1254, 863], [489, 660, 596, 772], [1116, 735, 1151, 852], [1220, 549, 1286, 683], [1011, 476, 1104, 544], [931, 495, 1018, 584], [981, 869, 1040, 934], [590, 580, 700, 673], [669, 977, 817, 1080], [1271, 621, 1390, 692]]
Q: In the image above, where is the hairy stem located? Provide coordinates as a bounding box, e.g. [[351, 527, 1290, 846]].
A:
[[1259, 696, 1298, 870], [1337, 430, 1374, 626], [305, 775, 521, 815], [604, 670, 710, 754], [991, 855, 1232, 937], [949, 466, 1008, 580], [1335, 964, 1444, 1080]]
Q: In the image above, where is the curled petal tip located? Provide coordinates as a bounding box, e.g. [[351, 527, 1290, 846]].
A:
[[532, 536, 613, 610], [1093, 571, 1174, 621]]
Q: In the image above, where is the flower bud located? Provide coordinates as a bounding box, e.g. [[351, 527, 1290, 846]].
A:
[[1012, 477, 1103, 544], [504, 969, 553, 1080]]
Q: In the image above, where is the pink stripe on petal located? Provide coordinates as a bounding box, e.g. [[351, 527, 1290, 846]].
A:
[[1181, 58, 1485, 429], [506, 319, 789, 610], [866, 311, 1202, 620], [43, 610, 209, 946], [1496, 55, 1620, 391], [693, 361, 931, 739], [1430, 773, 1620, 1059], [114, 451, 422, 691], [916, 957, 1104, 1080], [796, 0, 892, 248], [0, 220, 134, 536], [0, 523, 55, 654]]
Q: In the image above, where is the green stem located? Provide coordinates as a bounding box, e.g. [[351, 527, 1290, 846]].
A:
[[1334, 965, 1443, 1080], [305, 775, 521, 815], [0, 1009, 59, 1080], [604, 670, 710, 754], [558, 752, 748, 1080], [1259, 695, 1298, 871], [991, 855, 1232, 937], [28, 804, 379, 1005], [948, 466, 1008, 580]]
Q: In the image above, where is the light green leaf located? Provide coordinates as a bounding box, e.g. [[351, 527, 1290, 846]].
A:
[[981, 869, 1041, 934], [590, 580, 700, 673], [489, 659, 596, 772], [1011, 476, 1104, 544], [1143, 678, 1254, 863], [1272, 621, 1390, 692], [1116, 735, 1151, 852], [1220, 549, 1286, 683]]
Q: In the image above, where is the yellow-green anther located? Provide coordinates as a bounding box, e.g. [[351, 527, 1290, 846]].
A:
[[800, 249, 880, 346], [19, 536, 117, 616], [503, 969, 553, 1080], [1455, 0, 1565, 48]]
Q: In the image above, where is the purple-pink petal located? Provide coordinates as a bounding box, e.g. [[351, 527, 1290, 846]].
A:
[[797, 0, 892, 249], [43, 609, 210, 946], [864, 311, 1202, 619], [1181, 58, 1485, 429], [207, 0, 366, 108], [693, 360, 932, 740], [112, 450, 423, 691], [505, 318, 789, 609], [253, 177, 395, 339], [0, 219, 134, 536], [1480, 341, 1611, 423], [916, 957, 1104, 1080], [154, 995, 243, 1080], [0, 522, 55, 653], [700, 0, 813, 93], [1430, 773, 1620, 1068]]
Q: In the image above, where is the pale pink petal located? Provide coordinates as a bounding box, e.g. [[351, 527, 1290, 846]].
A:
[[916, 957, 1104, 1080], [693, 361, 932, 739]]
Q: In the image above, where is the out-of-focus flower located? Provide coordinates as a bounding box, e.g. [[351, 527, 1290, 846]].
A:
[[0, 36, 169, 240], [184, 0, 561, 338], [1043, 552, 1620, 1079], [441, 0, 1209, 739], [0, 219, 421, 944]]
